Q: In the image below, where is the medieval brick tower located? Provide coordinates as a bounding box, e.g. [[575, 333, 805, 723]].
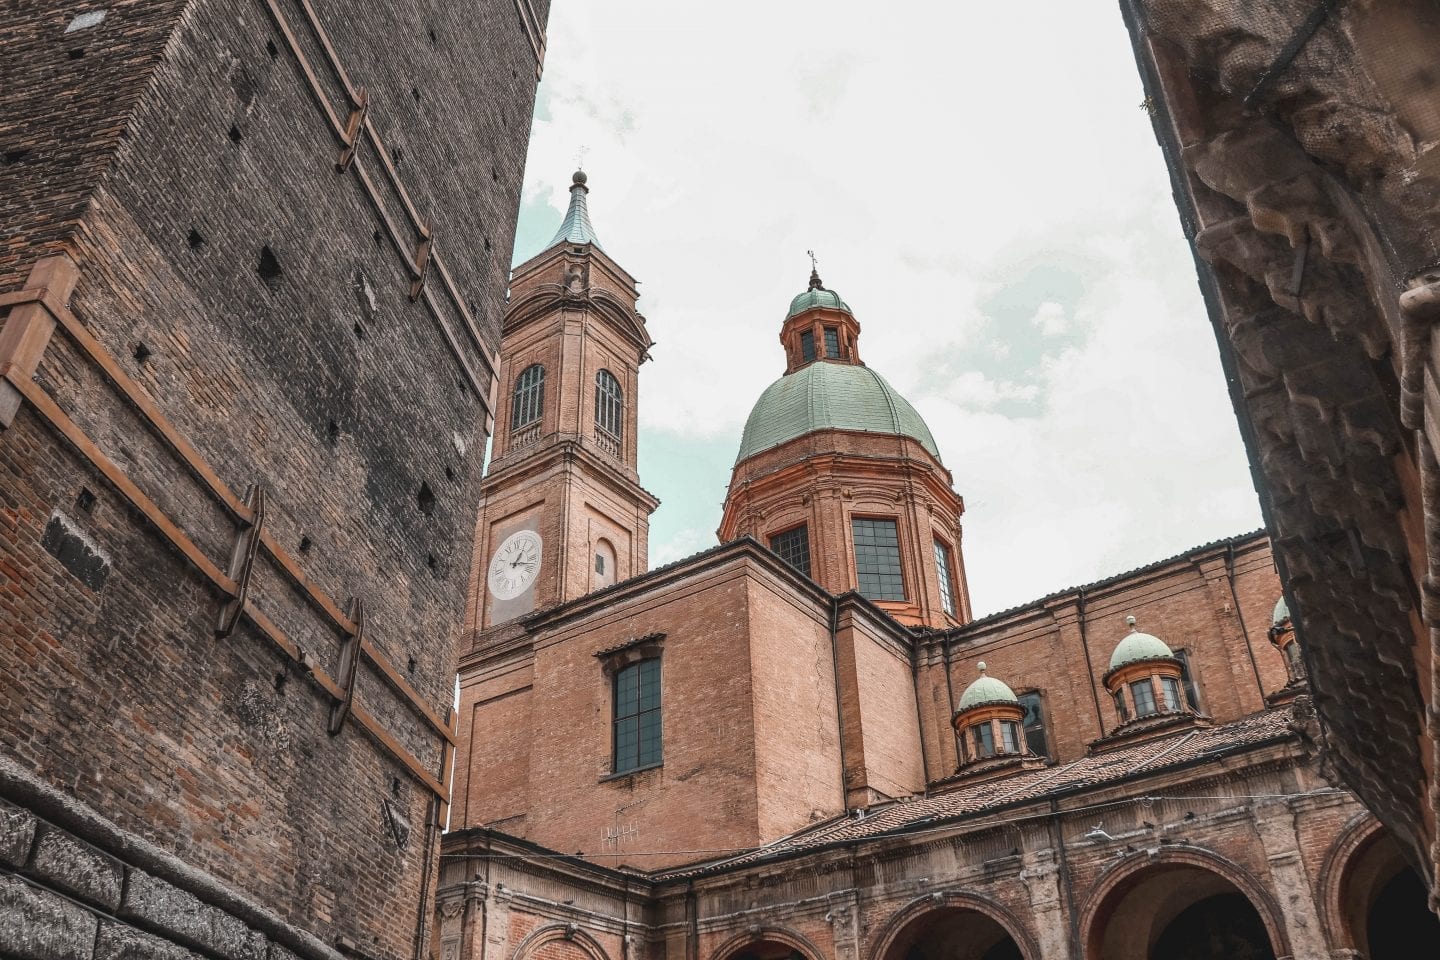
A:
[[0, 2, 546, 958], [464, 171, 658, 631], [719, 267, 971, 628]]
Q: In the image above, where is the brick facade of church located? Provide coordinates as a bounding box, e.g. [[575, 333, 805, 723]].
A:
[[443, 179, 1437, 958]]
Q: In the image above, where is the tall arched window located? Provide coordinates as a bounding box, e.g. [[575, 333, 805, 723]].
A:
[[595, 369, 624, 440], [510, 364, 545, 431]]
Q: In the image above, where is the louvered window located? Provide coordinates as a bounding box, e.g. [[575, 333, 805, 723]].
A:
[[510, 364, 545, 430], [595, 369, 624, 441]]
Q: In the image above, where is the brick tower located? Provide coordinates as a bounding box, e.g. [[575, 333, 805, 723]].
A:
[[464, 171, 659, 630], [0, 1, 547, 957], [719, 267, 971, 628]]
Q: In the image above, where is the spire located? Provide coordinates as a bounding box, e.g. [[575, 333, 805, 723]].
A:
[[549, 170, 603, 250], [807, 249, 824, 290]]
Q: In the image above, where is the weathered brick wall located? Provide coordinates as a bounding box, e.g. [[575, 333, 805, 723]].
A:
[[0, 0, 188, 289], [1, 0, 546, 955]]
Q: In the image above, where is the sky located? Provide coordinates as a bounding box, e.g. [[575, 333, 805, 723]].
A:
[[507, 0, 1264, 617]]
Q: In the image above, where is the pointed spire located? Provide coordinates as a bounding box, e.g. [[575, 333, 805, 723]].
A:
[[549, 170, 603, 250]]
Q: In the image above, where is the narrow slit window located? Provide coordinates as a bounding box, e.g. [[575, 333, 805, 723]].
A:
[[613, 659, 661, 773], [852, 517, 905, 601], [510, 364, 545, 431], [933, 539, 957, 617], [769, 525, 811, 578]]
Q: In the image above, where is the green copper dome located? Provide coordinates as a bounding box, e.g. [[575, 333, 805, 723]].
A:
[[736, 362, 941, 463], [956, 663, 1019, 711], [1109, 617, 1176, 671], [787, 287, 851, 319]]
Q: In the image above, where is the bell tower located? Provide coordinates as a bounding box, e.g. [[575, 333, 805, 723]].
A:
[[465, 171, 659, 630]]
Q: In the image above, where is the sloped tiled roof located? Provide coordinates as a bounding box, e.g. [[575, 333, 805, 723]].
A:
[[652, 708, 1293, 880]]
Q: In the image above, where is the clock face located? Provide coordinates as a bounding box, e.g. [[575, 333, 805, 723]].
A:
[[488, 530, 543, 600]]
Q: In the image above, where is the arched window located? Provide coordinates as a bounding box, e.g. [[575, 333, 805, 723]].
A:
[[595, 369, 624, 440], [510, 364, 545, 431]]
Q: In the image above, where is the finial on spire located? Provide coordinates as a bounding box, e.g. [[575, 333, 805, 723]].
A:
[[1126, 615, 1137, 630], [977, 661, 988, 675], [806, 249, 824, 290]]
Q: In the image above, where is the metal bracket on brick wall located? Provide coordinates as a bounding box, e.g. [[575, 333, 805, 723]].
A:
[[329, 598, 365, 735], [512, 0, 547, 80], [259, 0, 499, 416], [215, 483, 266, 638], [336, 86, 369, 172], [410, 230, 433, 301], [0, 282, 453, 800]]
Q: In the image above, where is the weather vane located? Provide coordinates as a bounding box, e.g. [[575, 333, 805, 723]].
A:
[[807, 249, 819, 271], [576, 145, 589, 170]]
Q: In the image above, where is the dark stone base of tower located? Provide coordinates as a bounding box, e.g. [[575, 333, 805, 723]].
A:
[[0, 0, 547, 956]]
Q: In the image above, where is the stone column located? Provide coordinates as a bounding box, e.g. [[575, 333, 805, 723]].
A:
[[1019, 848, 1071, 960], [1252, 800, 1329, 959], [480, 883, 515, 960], [826, 890, 862, 960]]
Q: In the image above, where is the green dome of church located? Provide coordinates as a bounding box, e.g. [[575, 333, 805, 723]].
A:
[[787, 286, 851, 319], [1109, 617, 1176, 671], [736, 361, 941, 464], [956, 663, 1019, 711]]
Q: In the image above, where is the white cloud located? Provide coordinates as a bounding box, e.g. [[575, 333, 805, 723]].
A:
[[518, 0, 1263, 614], [1031, 301, 1069, 337]]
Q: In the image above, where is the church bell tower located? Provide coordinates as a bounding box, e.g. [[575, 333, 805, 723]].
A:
[[465, 171, 658, 631]]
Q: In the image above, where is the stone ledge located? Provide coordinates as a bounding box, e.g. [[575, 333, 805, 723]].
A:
[[119, 871, 265, 960], [94, 920, 205, 960], [0, 872, 100, 960], [0, 795, 37, 868], [29, 823, 124, 911]]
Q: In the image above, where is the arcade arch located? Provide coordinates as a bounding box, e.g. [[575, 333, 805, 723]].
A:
[[870, 894, 1036, 960], [712, 929, 824, 960], [1083, 853, 1284, 960], [1323, 819, 1440, 959]]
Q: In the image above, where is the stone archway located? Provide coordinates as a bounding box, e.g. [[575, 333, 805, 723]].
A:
[[870, 893, 1038, 960], [1323, 818, 1440, 958], [711, 927, 825, 960], [1082, 851, 1286, 960]]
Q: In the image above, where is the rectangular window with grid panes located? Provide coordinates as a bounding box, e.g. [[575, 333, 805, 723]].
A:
[[852, 517, 905, 601], [613, 659, 661, 773], [769, 525, 811, 578]]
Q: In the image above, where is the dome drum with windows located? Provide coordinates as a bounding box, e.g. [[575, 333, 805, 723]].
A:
[[952, 663, 1031, 767], [721, 265, 970, 630], [1103, 617, 1192, 726]]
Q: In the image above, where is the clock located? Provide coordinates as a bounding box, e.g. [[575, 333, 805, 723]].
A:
[[488, 530, 543, 600]]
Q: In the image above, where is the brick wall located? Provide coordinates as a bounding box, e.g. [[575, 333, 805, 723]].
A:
[[0, 0, 545, 955]]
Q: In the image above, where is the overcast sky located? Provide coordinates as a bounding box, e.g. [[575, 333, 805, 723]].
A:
[[507, 0, 1265, 616]]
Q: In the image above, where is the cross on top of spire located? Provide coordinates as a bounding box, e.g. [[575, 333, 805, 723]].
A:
[[807, 249, 824, 290]]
